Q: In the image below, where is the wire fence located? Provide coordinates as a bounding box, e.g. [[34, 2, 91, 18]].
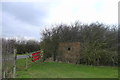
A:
[[2, 38, 16, 78], [16, 50, 44, 72]]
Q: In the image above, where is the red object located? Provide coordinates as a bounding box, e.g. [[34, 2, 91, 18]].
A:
[[32, 57, 41, 62], [31, 52, 41, 62], [32, 52, 40, 56], [32, 55, 40, 58]]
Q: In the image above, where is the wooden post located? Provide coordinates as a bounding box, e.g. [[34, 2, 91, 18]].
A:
[[13, 49, 16, 78], [3, 71, 6, 78], [26, 53, 28, 70]]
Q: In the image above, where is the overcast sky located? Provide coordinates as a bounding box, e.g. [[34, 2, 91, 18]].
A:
[[1, 0, 119, 41]]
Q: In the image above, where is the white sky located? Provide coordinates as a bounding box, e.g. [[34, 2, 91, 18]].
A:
[[0, 0, 119, 41], [46, 0, 119, 25]]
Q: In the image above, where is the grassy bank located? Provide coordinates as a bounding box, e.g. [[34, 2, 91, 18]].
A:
[[16, 58, 118, 78]]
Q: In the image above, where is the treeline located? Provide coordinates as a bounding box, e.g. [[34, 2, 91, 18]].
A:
[[40, 22, 118, 66], [2, 38, 40, 54], [15, 40, 40, 54]]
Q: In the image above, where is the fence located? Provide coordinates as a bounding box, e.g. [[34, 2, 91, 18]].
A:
[[16, 50, 44, 71], [2, 38, 16, 78]]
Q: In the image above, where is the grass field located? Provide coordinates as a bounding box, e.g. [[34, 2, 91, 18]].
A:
[[16, 58, 118, 78]]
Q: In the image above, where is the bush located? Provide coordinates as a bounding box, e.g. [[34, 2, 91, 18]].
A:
[[40, 22, 118, 66]]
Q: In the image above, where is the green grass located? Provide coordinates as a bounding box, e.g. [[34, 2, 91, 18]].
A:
[[16, 58, 118, 78]]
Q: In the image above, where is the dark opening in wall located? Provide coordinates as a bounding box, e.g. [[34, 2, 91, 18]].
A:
[[67, 47, 71, 51]]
